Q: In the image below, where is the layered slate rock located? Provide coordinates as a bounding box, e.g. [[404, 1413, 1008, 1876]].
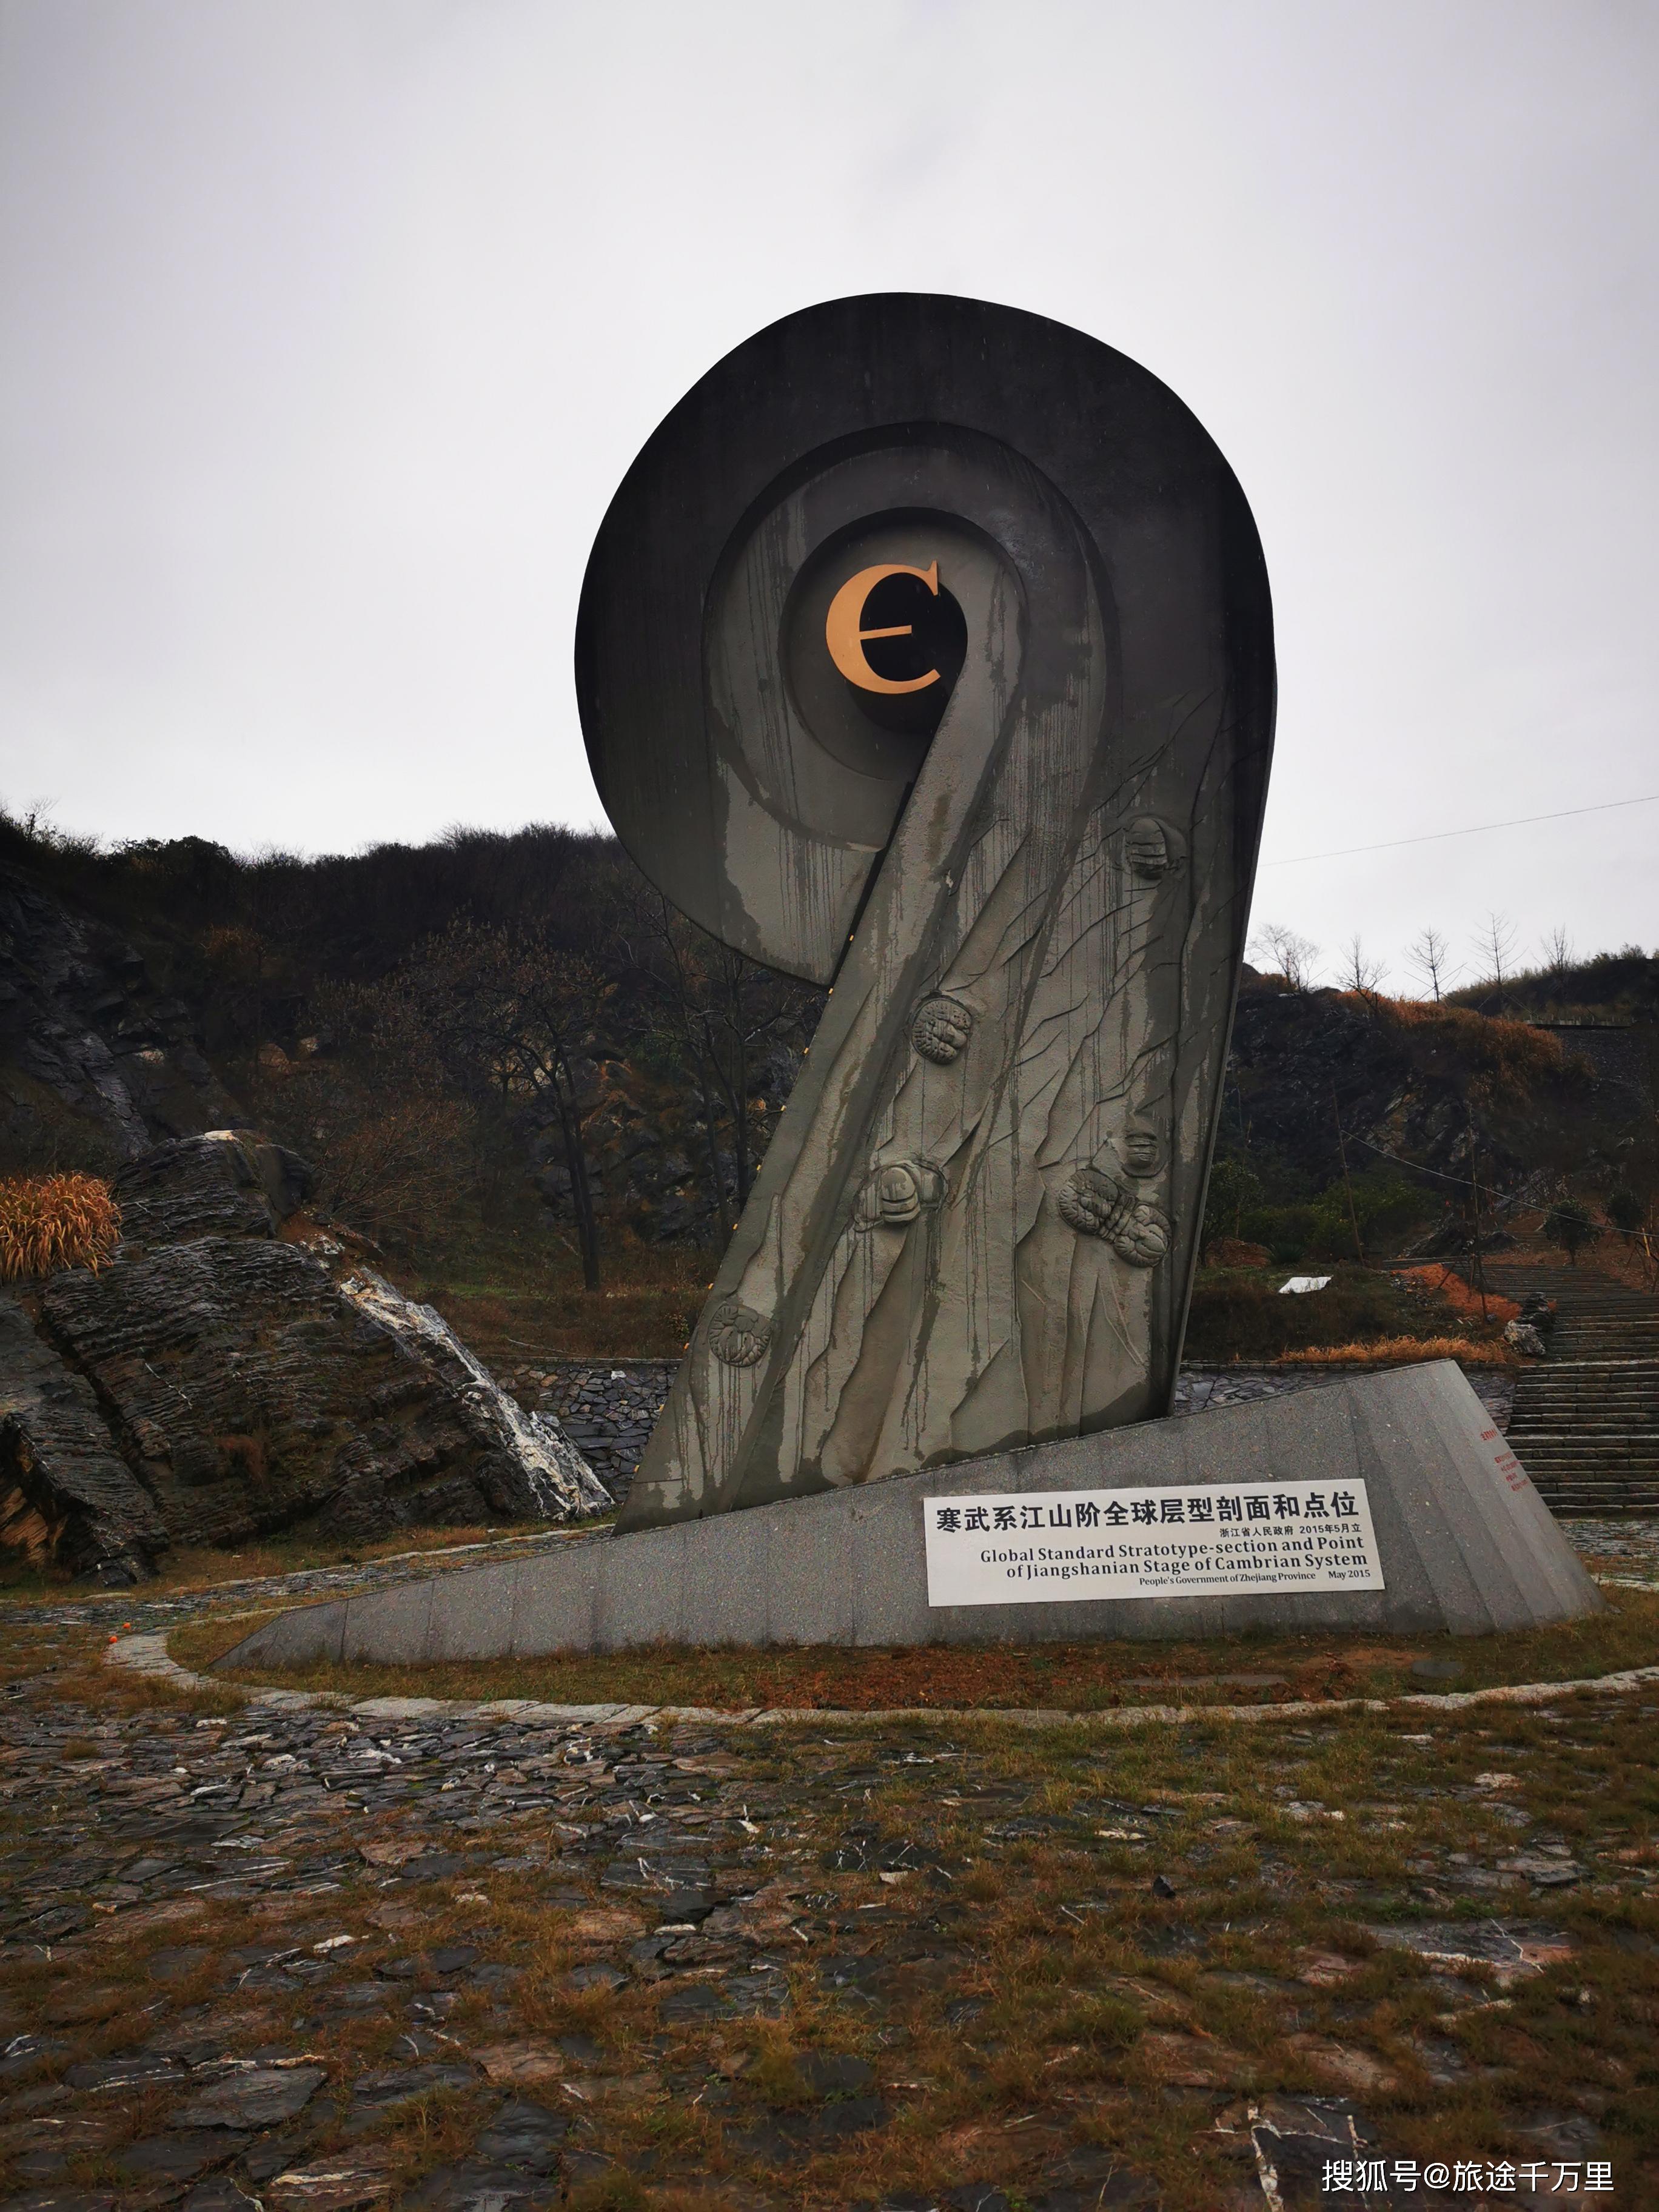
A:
[[326, 1264, 609, 1534], [1, 1131, 607, 1574], [42, 1237, 597, 1549], [0, 1292, 165, 1581], [111, 1130, 315, 1247]]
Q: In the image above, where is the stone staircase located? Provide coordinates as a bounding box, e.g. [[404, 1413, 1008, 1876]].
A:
[[1486, 1260, 1659, 1515]]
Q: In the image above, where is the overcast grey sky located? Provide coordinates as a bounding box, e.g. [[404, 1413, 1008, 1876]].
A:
[[1, 0, 1655, 990]]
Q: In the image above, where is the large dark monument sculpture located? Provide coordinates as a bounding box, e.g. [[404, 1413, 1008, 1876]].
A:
[[217, 295, 1604, 1675], [578, 293, 1275, 1530]]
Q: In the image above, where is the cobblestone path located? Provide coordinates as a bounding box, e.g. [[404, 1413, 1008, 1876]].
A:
[[0, 1537, 1657, 2208]]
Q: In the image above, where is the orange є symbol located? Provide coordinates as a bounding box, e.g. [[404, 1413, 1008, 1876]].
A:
[[823, 563, 942, 695]]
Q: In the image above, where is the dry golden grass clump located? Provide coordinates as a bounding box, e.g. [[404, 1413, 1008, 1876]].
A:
[[1278, 1332, 1509, 1367], [1398, 1264, 1521, 1326], [1384, 996, 1580, 1102], [0, 1173, 121, 1280]]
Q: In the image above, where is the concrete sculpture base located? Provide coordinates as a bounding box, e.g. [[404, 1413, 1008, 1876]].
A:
[[217, 1362, 1602, 1673]]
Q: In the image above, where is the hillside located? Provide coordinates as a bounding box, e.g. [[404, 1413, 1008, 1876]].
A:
[[1218, 964, 1654, 1259], [1, 813, 1653, 1356]]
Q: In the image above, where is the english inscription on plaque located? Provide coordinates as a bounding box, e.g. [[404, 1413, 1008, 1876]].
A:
[[923, 1481, 1386, 1606]]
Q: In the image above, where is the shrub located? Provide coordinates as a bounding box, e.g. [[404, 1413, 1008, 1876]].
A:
[[1607, 1188, 1647, 1235], [0, 1174, 121, 1280], [1544, 1196, 1597, 1264], [1201, 1158, 1261, 1255], [1240, 1171, 1427, 1265], [1242, 1201, 1320, 1264], [1305, 1168, 1427, 1261]]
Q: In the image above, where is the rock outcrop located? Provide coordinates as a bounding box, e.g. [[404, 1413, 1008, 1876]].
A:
[[0, 1133, 608, 1579], [0, 1293, 166, 1583], [328, 1265, 606, 1535], [0, 863, 232, 1170], [111, 1130, 315, 1247]]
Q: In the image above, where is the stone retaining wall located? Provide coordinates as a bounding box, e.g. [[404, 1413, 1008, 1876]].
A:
[[1176, 1364, 1515, 1432], [497, 1358, 1516, 1507], [503, 1361, 679, 1501]]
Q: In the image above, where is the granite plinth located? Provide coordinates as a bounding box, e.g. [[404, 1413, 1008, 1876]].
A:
[[215, 1362, 1603, 1672]]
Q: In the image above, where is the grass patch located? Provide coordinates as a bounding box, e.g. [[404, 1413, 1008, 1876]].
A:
[[0, 1618, 247, 1713], [171, 1587, 1659, 1712], [1183, 1261, 1512, 1364], [0, 1171, 120, 1279], [0, 1519, 567, 1607], [392, 1218, 708, 1362]]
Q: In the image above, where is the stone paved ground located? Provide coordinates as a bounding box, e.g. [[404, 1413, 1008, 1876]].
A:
[[1557, 1521, 1659, 1580], [0, 1528, 1655, 2211]]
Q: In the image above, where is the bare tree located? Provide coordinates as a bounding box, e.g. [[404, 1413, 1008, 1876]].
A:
[[1541, 925, 1574, 975], [1338, 933, 1387, 997], [1248, 922, 1320, 993], [1471, 911, 1519, 1008], [276, 981, 477, 1253], [1407, 925, 1452, 1002], [623, 893, 816, 1242], [401, 920, 615, 1290]]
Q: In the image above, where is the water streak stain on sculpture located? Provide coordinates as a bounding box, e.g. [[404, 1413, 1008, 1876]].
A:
[[576, 298, 1276, 1532]]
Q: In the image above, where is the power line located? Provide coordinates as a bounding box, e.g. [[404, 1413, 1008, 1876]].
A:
[[1256, 791, 1659, 868], [1346, 1131, 1653, 1244], [1344, 1133, 1531, 1221]]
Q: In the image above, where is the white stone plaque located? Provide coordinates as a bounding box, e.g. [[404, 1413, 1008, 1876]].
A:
[[923, 1480, 1385, 1607]]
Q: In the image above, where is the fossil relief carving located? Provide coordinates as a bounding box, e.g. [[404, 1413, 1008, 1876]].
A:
[[911, 996, 974, 1065], [1057, 1170, 1170, 1265], [856, 1157, 947, 1231], [707, 1301, 771, 1369]]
